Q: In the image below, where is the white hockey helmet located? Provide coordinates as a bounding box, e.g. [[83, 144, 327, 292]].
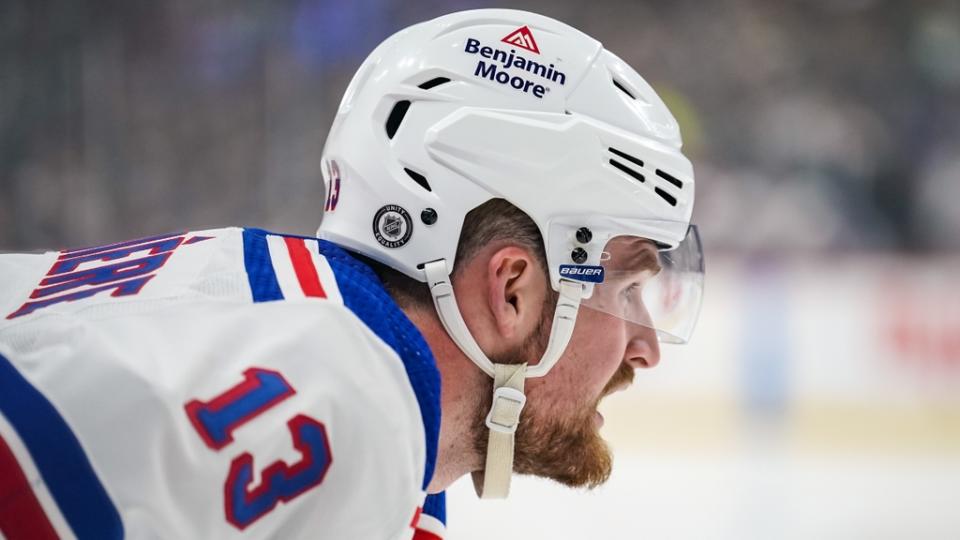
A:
[[318, 8, 703, 497]]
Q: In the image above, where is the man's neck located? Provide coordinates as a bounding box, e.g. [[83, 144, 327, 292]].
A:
[[403, 306, 485, 493]]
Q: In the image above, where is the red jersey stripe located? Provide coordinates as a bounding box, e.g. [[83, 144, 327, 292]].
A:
[[284, 237, 326, 298], [0, 435, 59, 540], [410, 506, 423, 528], [413, 529, 444, 540]]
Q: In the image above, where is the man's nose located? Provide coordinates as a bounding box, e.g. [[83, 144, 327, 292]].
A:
[[624, 323, 661, 369]]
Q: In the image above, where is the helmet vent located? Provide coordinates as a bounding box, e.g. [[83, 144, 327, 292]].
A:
[[404, 167, 432, 192], [609, 158, 645, 183], [608, 147, 644, 168], [385, 100, 411, 139], [655, 187, 677, 206], [418, 77, 451, 90], [612, 78, 636, 100], [608, 147, 646, 184], [656, 169, 683, 188]]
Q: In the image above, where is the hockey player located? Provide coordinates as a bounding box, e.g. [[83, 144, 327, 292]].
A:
[[0, 8, 704, 540]]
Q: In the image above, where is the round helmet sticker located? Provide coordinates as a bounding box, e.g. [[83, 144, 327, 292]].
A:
[[373, 204, 413, 248]]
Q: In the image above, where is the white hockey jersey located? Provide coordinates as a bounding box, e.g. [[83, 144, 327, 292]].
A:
[[0, 227, 447, 540]]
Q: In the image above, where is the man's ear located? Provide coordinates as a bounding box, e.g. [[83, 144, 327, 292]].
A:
[[486, 246, 548, 342]]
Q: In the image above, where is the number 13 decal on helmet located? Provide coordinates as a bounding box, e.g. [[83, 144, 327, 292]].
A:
[[184, 368, 333, 530]]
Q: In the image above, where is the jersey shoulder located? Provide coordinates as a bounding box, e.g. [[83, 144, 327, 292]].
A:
[[0, 299, 428, 539], [0, 226, 361, 320], [250, 228, 442, 490], [0, 227, 245, 321], [0, 228, 442, 538]]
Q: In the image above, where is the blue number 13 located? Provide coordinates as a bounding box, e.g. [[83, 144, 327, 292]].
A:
[[184, 368, 333, 530]]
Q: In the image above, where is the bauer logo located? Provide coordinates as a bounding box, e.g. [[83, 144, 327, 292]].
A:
[[463, 28, 566, 99], [559, 265, 605, 283]]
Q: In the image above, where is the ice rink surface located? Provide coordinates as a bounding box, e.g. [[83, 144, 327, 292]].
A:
[[447, 445, 960, 539]]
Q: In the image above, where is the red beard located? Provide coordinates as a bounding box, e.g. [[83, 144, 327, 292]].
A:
[[475, 361, 635, 489]]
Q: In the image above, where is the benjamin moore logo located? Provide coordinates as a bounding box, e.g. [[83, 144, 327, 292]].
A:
[[463, 25, 566, 99], [501, 25, 540, 54]]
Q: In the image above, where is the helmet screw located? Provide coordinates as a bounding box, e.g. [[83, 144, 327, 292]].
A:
[[421, 208, 438, 225], [576, 227, 593, 244], [571, 247, 588, 264]]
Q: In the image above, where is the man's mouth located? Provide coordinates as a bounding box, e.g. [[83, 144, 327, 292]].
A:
[[594, 384, 630, 428]]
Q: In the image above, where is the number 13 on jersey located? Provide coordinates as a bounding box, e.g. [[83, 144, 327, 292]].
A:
[[184, 368, 332, 530]]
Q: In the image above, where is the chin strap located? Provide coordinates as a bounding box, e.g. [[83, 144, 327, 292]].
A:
[[471, 362, 526, 498], [423, 259, 583, 499]]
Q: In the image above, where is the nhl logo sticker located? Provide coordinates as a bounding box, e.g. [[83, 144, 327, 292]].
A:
[[373, 204, 413, 248], [501, 25, 540, 54]]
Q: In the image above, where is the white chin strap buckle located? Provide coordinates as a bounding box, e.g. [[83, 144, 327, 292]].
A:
[[485, 386, 527, 435]]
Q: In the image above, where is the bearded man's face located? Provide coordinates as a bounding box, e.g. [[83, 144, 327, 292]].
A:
[[475, 300, 658, 488]]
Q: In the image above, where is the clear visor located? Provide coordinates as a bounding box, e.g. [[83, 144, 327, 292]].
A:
[[578, 225, 704, 344]]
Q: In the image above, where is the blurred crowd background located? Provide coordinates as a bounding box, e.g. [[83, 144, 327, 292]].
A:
[[2, 0, 959, 538], [2, 0, 959, 253]]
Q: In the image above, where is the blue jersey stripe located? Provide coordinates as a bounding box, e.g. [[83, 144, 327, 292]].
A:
[[0, 353, 124, 539], [423, 492, 446, 526], [242, 229, 283, 302], [317, 240, 441, 491]]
